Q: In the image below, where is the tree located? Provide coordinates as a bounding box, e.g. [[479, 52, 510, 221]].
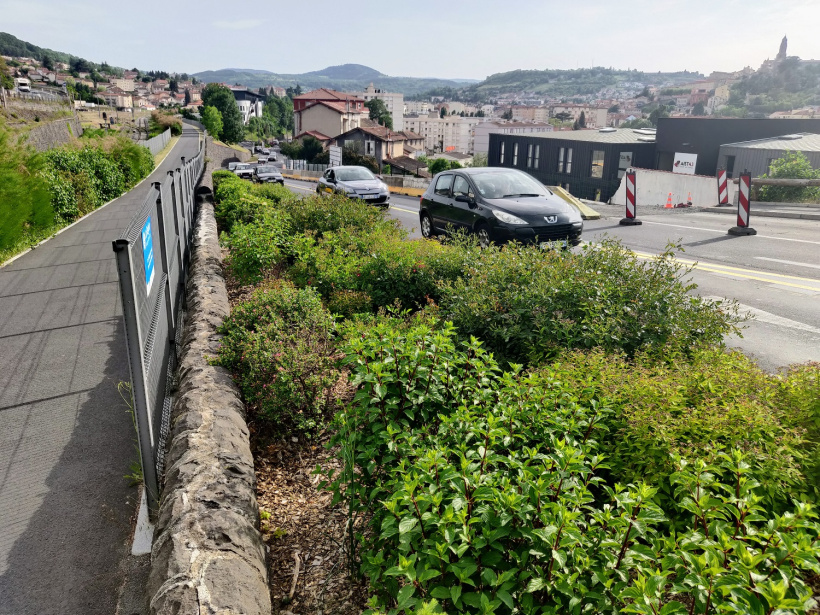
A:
[[300, 136, 324, 163], [201, 105, 224, 140], [184, 89, 192, 106], [608, 103, 620, 113], [469, 152, 488, 168], [619, 118, 653, 129], [201, 83, 244, 143], [42, 54, 54, 71], [692, 101, 706, 116], [554, 111, 572, 122], [0, 57, 14, 90], [758, 151, 820, 203], [365, 98, 393, 130], [501, 108, 513, 120], [649, 106, 669, 126], [70, 57, 92, 74], [578, 111, 586, 128], [169, 79, 179, 93], [428, 158, 462, 174], [440, 107, 447, 118]]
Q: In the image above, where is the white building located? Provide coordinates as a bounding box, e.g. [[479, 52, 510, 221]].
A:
[[112, 78, 135, 92], [404, 101, 431, 115], [237, 99, 264, 124], [402, 113, 481, 153], [357, 83, 404, 131], [549, 104, 608, 128], [473, 121, 554, 155]]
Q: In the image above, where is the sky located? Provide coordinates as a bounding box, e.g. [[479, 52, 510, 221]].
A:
[[2, 0, 820, 80]]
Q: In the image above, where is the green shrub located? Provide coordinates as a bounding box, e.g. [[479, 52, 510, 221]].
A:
[[327, 289, 373, 318], [331, 319, 820, 615], [216, 280, 340, 431], [544, 348, 818, 511], [758, 151, 820, 203], [285, 193, 396, 237], [222, 210, 292, 284], [439, 240, 743, 363], [109, 138, 154, 186]]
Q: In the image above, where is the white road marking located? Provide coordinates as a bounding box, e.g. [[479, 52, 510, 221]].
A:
[[635, 220, 820, 246], [755, 257, 820, 270], [704, 296, 820, 335]]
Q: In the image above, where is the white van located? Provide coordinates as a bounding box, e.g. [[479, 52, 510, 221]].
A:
[[14, 78, 31, 92]]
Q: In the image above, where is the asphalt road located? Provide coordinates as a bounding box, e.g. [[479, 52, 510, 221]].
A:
[[0, 127, 202, 615], [280, 176, 819, 371]]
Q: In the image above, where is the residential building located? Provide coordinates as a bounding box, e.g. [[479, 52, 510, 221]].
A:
[[549, 104, 608, 128], [404, 101, 431, 115], [112, 78, 135, 92], [488, 128, 657, 202], [655, 117, 820, 176], [718, 133, 820, 178], [293, 88, 368, 138], [101, 88, 133, 109], [401, 113, 481, 153], [357, 83, 404, 131], [231, 88, 265, 124], [769, 108, 818, 120], [334, 123, 424, 170], [473, 121, 553, 155], [511, 106, 550, 123]]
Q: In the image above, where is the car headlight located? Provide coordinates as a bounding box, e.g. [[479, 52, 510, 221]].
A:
[[492, 210, 528, 225], [379, 182, 389, 193]]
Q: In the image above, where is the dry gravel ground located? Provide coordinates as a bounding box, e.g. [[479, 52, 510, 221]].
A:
[[223, 255, 370, 614]]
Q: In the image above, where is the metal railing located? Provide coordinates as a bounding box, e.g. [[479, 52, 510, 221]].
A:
[[140, 128, 172, 156], [113, 134, 206, 512]]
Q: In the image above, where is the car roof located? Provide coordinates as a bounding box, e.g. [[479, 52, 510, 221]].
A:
[[330, 165, 373, 171]]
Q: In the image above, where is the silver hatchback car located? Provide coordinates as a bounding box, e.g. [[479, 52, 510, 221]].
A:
[[317, 166, 390, 207]]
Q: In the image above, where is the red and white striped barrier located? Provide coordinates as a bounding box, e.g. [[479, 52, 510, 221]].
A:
[[728, 172, 757, 236], [619, 171, 642, 226], [717, 169, 729, 206]]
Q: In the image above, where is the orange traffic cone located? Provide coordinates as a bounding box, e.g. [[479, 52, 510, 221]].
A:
[[665, 193, 673, 208], [687, 192, 693, 205]]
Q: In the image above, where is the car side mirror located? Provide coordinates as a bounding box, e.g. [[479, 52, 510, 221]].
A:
[[455, 194, 475, 205]]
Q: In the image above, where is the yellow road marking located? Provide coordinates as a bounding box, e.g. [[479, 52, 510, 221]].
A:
[[390, 205, 419, 215], [631, 250, 820, 292], [284, 182, 316, 193]]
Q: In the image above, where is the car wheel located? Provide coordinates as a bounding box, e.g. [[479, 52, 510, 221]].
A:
[[420, 212, 435, 238], [475, 223, 491, 248]]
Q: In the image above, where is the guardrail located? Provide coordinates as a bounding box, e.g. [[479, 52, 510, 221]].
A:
[[112, 134, 206, 513]]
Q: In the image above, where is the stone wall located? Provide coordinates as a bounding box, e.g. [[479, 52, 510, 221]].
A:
[[25, 115, 84, 152], [198, 137, 251, 190], [147, 192, 270, 615]]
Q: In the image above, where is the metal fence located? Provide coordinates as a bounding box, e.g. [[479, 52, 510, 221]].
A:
[[287, 159, 329, 172], [140, 128, 172, 156], [113, 135, 206, 512]]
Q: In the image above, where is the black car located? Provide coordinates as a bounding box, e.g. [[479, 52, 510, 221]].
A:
[[254, 165, 284, 184], [419, 168, 583, 247]]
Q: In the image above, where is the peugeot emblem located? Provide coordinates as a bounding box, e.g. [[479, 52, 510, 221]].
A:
[[544, 215, 558, 224]]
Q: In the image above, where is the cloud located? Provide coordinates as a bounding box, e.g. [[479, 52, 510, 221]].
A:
[[212, 19, 264, 30]]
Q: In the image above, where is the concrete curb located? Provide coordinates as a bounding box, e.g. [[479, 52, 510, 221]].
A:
[[703, 206, 820, 221], [146, 194, 270, 615]]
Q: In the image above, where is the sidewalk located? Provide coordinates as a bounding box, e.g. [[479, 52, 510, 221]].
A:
[[0, 127, 201, 615]]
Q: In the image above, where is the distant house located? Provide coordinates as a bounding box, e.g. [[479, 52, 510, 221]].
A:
[[294, 130, 334, 149], [334, 123, 425, 170], [293, 89, 368, 138], [432, 151, 474, 166], [387, 155, 430, 177], [231, 88, 265, 124], [101, 87, 133, 109]]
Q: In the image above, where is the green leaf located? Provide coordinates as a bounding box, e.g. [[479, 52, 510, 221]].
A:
[[526, 577, 547, 593], [396, 584, 415, 607], [450, 585, 462, 606], [419, 569, 441, 582], [496, 589, 514, 609], [399, 517, 418, 535]]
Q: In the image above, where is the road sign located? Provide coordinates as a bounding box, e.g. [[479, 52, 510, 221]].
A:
[[619, 171, 642, 226], [142, 217, 155, 293], [329, 145, 342, 167]]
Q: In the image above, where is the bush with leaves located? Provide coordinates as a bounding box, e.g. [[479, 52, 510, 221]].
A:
[[439, 240, 743, 363], [758, 151, 820, 203], [223, 210, 292, 284], [215, 280, 340, 432], [329, 319, 820, 615], [543, 348, 819, 513]]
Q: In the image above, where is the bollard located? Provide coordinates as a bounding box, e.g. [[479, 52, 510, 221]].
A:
[[619, 171, 642, 226], [716, 169, 730, 206], [728, 172, 757, 236]]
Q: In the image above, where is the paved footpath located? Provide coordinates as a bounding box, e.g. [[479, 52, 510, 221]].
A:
[[0, 127, 201, 615]]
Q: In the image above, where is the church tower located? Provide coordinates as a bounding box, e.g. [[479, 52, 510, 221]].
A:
[[777, 35, 787, 61]]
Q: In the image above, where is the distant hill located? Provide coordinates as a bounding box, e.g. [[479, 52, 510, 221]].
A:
[[465, 67, 705, 98], [0, 31, 80, 64], [192, 65, 478, 96]]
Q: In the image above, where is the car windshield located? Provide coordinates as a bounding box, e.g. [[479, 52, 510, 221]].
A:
[[471, 170, 547, 199], [257, 166, 279, 173], [335, 167, 375, 182], [236, 164, 250, 170]]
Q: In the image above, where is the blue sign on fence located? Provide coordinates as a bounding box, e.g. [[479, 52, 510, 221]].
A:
[[142, 217, 155, 294]]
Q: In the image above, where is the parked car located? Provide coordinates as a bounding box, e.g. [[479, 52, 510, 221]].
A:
[[269, 152, 277, 161], [228, 161, 240, 171], [317, 166, 390, 207], [257, 154, 269, 164], [419, 168, 583, 248], [233, 163, 254, 180], [254, 165, 284, 185], [262, 148, 270, 155]]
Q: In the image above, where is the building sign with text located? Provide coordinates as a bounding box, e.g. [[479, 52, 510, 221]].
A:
[[673, 152, 697, 175]]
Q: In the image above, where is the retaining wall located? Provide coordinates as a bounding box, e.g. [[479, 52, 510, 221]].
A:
[[25, 115, 84, 151], [147, 193, 270, 615], [610, 167, 738, 208]]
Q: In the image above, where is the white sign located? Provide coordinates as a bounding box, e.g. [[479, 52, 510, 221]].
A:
[[329, 145, 342, 167], [673, 152, 698, 175]]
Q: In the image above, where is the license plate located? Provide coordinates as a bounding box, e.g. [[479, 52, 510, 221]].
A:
[[540, 239, 569, 250], [361, 194, 378, 199]]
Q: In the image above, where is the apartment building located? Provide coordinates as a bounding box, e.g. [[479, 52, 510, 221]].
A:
[[112, 78, 135, 92], [357, 83, 404, 131], [549, 104, 608, 128], [402, 113, 481, 153], [511, 106, 550, 123], [473, 121, 554, 155], [404, 101, 431, 115]]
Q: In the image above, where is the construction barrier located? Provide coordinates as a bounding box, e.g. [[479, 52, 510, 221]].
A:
[[728, 172, 757, 236], [717, 169, 730, 206], [619, 171, 642, 226]]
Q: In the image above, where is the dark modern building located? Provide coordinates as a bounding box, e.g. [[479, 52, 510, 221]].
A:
[[717, 132, 820, 178], [655, 117, 820, 177], [488, 128, 657, 201]]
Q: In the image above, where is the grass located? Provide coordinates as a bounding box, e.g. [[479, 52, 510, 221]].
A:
[[213, 139, 250, 154], [0, 222, 63, 266], [154, 134, 181, 167]]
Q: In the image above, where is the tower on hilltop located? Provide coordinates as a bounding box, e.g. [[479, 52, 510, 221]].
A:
[[777, 35, 787, 61]]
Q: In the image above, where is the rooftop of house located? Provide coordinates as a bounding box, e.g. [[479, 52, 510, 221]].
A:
[[721, 132, 820, 151], [295, 130, 333, 142], [513, 127, 657, 144], [302, 100, 367, 114], [295, 88, 365, 103]]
